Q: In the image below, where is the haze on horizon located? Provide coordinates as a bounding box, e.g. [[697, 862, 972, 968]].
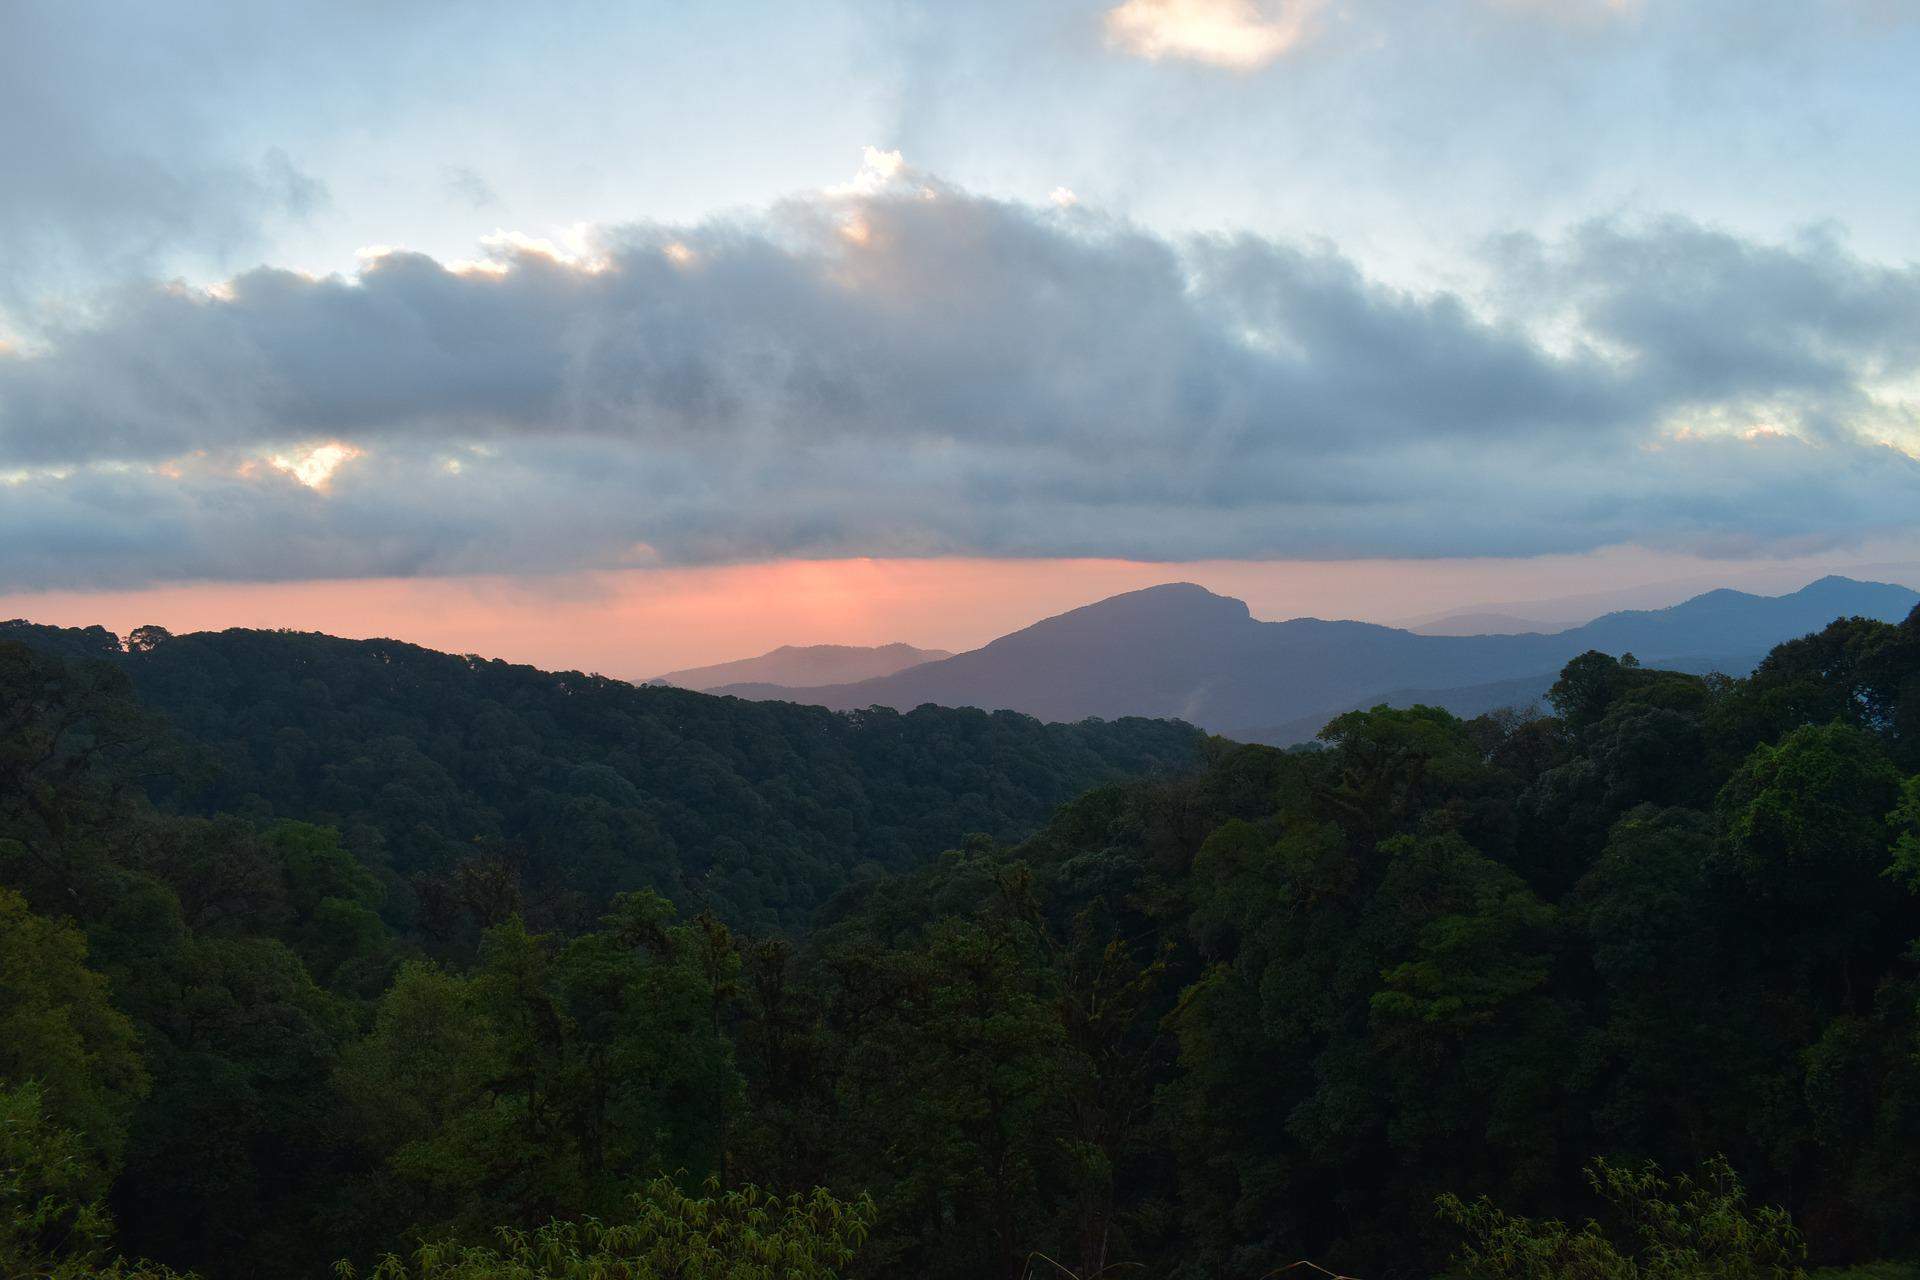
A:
[[6, 0, 1920, 674]]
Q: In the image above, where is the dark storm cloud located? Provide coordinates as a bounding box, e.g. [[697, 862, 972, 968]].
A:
[[2, 173, 1918, 589]]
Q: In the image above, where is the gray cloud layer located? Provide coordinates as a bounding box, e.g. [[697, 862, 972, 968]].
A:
[[3, 173, 1919, 590]]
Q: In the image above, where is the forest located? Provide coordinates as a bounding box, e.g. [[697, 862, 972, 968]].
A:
[[4, 607, 1920, 1280]]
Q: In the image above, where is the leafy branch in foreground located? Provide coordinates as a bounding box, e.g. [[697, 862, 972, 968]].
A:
[[341, 1176, 875, 1280], [1439, 1157, 1803, 1280], [2, 1081, 190, 1279]]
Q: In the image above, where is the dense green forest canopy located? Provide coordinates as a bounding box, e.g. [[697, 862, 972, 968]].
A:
[[0, 620, 1202, 930], [3, 605, 1920, 1280]]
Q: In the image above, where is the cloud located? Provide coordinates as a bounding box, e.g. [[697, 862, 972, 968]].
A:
[[267, 440, 363, 490], [2, 163, 1919, 590], [0, 5, 329, 311], [1487, 0, 1643, 23], [443, 166, 500, 212], [1104, 0, 1327, 69]]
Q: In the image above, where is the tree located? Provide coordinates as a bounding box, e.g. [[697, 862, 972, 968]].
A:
[[1315, 705, 1508, 846], [2, 1080, 115, 1277], [335, 958, 516, 1236], [825, 897, 1070, 1280], [338, 902, 744, 1247], [0, 641, 172, 914], [1440, 1157, 1804, 1280], [264, 821, 393, 994], [1888, 773, 1920, 892], [1, 1082, 190, 1280], [1569, 807, 1733, 1164], [346, 1177, 874, 1280], [1710, 617, 1916, 770], [1711, 724, 1904, 994], [0, 888, 148, 1169]]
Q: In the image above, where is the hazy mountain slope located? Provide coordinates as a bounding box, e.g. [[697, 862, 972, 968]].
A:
[[1396, 563, 1920, 632], [716, 583, 1574, 729], [1409, 611, 1551, 636], [715, 584, 1282, 723], [718, 576, 1920, 739], [1242, 650, 1772, 746], [651, 642, 952, 690], [1563, 576, 1920, 654]]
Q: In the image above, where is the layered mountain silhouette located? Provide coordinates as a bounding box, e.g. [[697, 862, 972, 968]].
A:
[[649, 641, 952, 691], [713, 575, 1920, 743], [1409, 611, 1552, 636]]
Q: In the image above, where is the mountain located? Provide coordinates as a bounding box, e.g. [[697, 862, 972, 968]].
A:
[[1565, 575, 1919, 654], [1238, 650, 1758, 747], [1410, 611, 1551, 636], [650, 641, 952, 691], [0, 622, 1200, 927], [1397, 561, 1920, 632], [713, 575, 1920, 743]]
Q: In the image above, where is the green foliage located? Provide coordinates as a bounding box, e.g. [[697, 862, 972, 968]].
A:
[[1316, 703, 1496, 836], [266, 821, 393, 994], [1370, 832, 1554, 1033], [1713, 723, 1902, 904], [1810, 1266, 1920, 1280], [1440, 1157, 1804, 1280], [337, 904, 744, 1243], [1888, 774, 1920, 891], [2, 624, 1201, 931], [345, 1177, 874, 1280], [6, 611, 1920, 1280], [1549, 651, 1706, 738], [1710, 615, 1920, 771], [0, 888, 148, 1168], [2, 1080, 114, 1276], [1, 1082, 192, 1280], [799, 868, 1074, 1279]]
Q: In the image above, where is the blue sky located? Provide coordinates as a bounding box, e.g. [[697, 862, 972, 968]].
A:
[[12, 0, 1919, 295], [3, 0, 1920, 641]]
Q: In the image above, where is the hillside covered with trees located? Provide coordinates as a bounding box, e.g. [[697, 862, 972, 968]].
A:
[[0, 621, 1202, 930], [4, 605, 1920, 1279]]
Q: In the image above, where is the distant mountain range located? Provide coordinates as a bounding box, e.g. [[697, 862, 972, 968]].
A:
[[648, 642, 953, 691], [1409, 611, 1553, 636], [711, 575, 1920, 743], [1393, 559, 1920, 632]]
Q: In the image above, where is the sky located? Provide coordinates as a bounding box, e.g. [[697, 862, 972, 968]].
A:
[[4, 0, 1920, 676]]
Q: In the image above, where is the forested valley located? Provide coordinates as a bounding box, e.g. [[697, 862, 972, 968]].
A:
[[5, 608, 1920, 1280]]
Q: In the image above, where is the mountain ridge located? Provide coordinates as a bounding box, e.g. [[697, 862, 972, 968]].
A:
[[0, 619, 1202, 928], [649, 641, 952, 691], [710, 576, 1920, 742]]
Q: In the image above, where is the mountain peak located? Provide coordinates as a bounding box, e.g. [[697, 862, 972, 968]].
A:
[[1687, 587, 1756, 603], [1054, 582, 1253, 625], [1798, 574, 1876, 594], [1571, 575, 1919, 653]]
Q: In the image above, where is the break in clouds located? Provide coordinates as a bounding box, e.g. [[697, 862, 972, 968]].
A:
[[3, 164, 1920, 591]]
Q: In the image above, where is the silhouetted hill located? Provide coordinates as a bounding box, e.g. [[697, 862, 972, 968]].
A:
[[1239, 651, 1770, 746], [650, 641, 952, 691], [0, 621, 1201, 927], [718, 576, 1920, 741], [1565, 575, 1919, 653]]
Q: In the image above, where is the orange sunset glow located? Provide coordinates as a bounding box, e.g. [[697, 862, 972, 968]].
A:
[[7, 545, 1918, 681]]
